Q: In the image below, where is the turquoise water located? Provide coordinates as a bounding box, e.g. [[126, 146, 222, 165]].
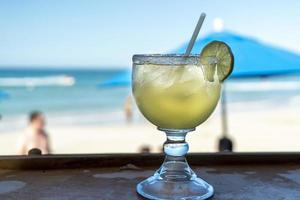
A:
[[0, 68, 130, 121]]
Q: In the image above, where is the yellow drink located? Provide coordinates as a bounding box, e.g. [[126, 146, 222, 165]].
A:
[[133, 63, 221, 129]]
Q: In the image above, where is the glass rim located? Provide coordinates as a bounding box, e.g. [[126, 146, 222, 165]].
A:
[[132, 54, 200, 65], [133, 53, 200, 57]]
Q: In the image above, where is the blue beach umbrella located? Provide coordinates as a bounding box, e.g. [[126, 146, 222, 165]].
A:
[[175, 31, 300, 77], [0, 90, 9, 121], [0, 90, 9, 101], [98, 31, 300, 87], [97, 70, 131, 88]]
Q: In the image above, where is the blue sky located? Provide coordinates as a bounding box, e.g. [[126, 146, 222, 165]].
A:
[[1, 0, 300, 68]]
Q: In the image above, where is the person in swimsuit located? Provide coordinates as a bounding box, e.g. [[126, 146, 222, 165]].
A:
[[17, 111, 50, 155]]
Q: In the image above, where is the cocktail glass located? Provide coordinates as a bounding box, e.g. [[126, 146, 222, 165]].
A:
[[132, 54, 221, 200]]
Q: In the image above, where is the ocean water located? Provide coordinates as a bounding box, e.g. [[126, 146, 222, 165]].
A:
[[0, 68, 131, 130], [1, 68, 300, 131]]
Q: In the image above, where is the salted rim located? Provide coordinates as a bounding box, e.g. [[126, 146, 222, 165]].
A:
[[132, 54, 200, 65]]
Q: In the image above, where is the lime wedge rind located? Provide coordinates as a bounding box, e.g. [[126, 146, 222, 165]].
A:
[[199, 40, 234, 82]]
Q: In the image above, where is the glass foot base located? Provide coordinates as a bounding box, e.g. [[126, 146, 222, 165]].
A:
[[137, 161, 214, 200]]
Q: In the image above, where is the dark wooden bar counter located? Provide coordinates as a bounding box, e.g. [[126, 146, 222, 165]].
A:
[[0, 153, 299, 200]]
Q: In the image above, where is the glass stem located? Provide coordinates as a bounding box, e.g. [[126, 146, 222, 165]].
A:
[[156, 128, 195, 180], [162, 129, 192, 157]]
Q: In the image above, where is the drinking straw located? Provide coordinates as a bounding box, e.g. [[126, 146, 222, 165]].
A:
[[184, 13, 206, 56]]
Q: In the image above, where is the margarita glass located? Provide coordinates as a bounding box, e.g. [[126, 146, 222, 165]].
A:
[[132, 54, 221, 200]]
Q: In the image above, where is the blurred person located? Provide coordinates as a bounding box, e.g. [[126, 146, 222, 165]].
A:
[[139, 145, 152, 154], [124, 95, 133, 123], [17, 111, 50, 155]]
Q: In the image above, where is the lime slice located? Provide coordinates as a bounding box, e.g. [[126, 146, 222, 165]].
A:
[[199, 41, 234, 82]]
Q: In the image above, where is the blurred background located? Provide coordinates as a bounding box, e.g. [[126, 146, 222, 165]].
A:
[[1, 0, 300, 155]]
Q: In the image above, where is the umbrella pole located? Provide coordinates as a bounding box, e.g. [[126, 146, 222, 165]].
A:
[[221, 84, 228, 136], [218, 83, 233, 152]]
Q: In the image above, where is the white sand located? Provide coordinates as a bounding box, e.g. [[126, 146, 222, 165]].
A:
[[1, 103, 300, 155]]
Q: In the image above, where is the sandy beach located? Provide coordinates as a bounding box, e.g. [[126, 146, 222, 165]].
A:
[[1, 101, 299, 155]]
